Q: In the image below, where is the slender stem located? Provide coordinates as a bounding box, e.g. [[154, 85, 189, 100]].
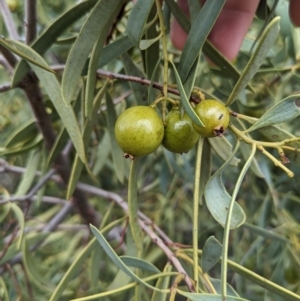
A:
[[221, 142, 256, 299], [156, 0, 169, 121], [193, 137, 204, 292]]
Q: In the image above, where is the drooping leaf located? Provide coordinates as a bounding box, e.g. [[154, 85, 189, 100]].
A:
[[226, 17, 280, 106], [90, 224, 164, 292], [204, 142, 246, 229], [0, 38, 54, 74], [126, 0, 155, 46], [170, 61, 204, 126], [62, 0, 125, 104], [120, 256, 160, 273], [246, 94, 300, 132], [208, 136, 240, 167], [4, 118, 37, 147], [178, 0, 226, 83], [85, 30, 107, 119], [11, 43, 86, 162], [164, 0, 254, 92], [98, 35, 134, 68], [15, 150, 41, 196], [12, 0, 98, 86], [201, 236, 222, 273], [105, 92, 125, 183], [9, 203, 25, 249]]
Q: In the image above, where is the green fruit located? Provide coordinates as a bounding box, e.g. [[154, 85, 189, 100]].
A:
[[192, 99, 230, 137], [115, 106, 164, 157], [162, 107, 199, 153]]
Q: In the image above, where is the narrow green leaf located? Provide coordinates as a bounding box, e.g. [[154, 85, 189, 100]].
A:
[[178, 292, 250, 301], [139, 35, 161, 50], [46, 127, 69, 166], [209, 277, 240, 297], [90, 224, 164, 292], [199, 138, 211, 204], [85, 28, 108, 119], [120, 256, 160, 273], [188, 0, 201, 24], [208, 136, 240, 167], [99, 36, 134, 67], [170, 61, 204, 126], [204, 142, 246, 229], [9, 203, 25, 249], [164, 0, 255, 92], [105, 92, 125, 183], [0, 277, 9, 301], [0, 39, 54, 74], [126, 0, 155, 46], [121, 52, 148, 105], [201, 236, 222, 273], [12, 0, 98, 86], [4, 118, 37, 147], [183, 54, 200, 98], [8, 41, 86, 163], [226, 17, 280, 106], [246, 94, 300, 132], [67, 81, 109, 199], [128, 158, 143, 251], [178, 0, 226, 83], [15, 150, 41, 196], [62, 0, 125, 104]]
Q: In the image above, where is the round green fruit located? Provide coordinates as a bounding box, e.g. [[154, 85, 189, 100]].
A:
[[115, 106, 164, 157], [192, 99, 230, 137], [162, 107, 199, 153]]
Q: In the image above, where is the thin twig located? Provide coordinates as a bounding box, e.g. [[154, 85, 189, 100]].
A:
[[0, 0, 19, 40], [25, 0, 37, 44], [76, 182, 195, 292]]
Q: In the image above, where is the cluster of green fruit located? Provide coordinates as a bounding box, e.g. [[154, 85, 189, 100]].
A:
[[115, 99, 230, 158]]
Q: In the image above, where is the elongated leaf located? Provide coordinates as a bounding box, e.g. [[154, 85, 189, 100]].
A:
[[0, 39, 54, 74], [15, 150, 41, 196], [201, 236, 222, 273], [164, 0, 254, 92], [178, 292, 250, 301], [204, 143, 246, 229], [246, 94, 300, 132], [121, 52, 148, 104], [126, 0, 155, 46], [4, 118, 37, 147], [67, 81, 108, 199], [90, 225, 164, 292], [99, 36, 134, 67], [140, 35, 161, 50], [85, 33, 107, 119], [178, 0, 226, 82], [62, 0, 125, 104], [170, 61, 204, 126], [10, 203, 25, 249], [12, 0, 98, 86], [208, 136, 240, 167], [183, 54, 200, 98], [120, 256, 160, 273], [226, 17, 280, 106], [105, 92, 125, 183], [13, 47, 86, 162]]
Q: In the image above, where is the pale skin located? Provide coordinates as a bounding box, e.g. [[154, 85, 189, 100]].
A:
[[170, 0, 300, 61]]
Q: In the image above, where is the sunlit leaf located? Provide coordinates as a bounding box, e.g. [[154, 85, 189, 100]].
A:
[[120, 256, 160, 273]]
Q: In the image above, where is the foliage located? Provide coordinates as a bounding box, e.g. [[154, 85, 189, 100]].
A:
[[0, 0, 300, 301]]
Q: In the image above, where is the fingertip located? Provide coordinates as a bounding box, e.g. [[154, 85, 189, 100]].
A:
[[289, 0, 300, 27]]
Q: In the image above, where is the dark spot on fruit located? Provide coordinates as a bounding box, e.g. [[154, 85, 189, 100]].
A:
[[213, 125, 224, 137], [218, 114, 223, 120], [272, 135, 278, 139], [123, 153, 135, 160]]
